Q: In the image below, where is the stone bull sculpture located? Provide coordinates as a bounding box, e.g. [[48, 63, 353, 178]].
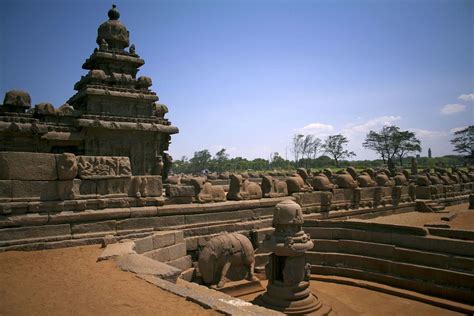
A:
[[198, 232, 258, 288]]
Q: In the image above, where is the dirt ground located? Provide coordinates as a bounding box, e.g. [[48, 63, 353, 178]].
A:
[[0, 245, 218, 316], [359, 203, 474, 230], [240, 280, 460, 315], [309, 280, 461, 316]]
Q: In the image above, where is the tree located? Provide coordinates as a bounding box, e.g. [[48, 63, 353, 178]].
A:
[[363, 125, 421, 167], [428, 148, 432, 159], [189, 149, 212, 173], [291, 134, 304, 166], [451, 126, 474, 158], [213, 148, 229, 172], [397, 131, 421, 165], [322, 134, 355, 167]]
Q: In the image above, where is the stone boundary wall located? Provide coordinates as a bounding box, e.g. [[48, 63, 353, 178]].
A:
[[303, 220, 474, 304], [0, 197, 289, 251]]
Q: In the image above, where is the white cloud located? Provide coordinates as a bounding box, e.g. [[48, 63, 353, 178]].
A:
[[450, 126, 468, 133], [458, 94, 474, 102], [409, 128, 448, 138], [296, 122, 334, 136], [440, 103, 466, 115], [341, 116, 402, 138]]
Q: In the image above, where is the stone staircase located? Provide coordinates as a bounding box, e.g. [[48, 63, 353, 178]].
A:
[[303, 221, 474, 304], [416, 200, 445, 212]]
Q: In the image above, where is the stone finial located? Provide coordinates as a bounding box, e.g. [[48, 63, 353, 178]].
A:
[[108, 4, 120, 20], [96, 5, 129, 50], [1, 90, 31, 113]]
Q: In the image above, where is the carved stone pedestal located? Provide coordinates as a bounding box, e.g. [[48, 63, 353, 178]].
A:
[[253, 200, 331, 315]]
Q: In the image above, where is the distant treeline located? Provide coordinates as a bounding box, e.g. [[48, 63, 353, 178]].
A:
[[172, 149, 469, 174]]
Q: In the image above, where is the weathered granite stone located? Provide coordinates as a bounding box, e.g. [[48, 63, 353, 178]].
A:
[[97, 241, 136, 261], [56, 153, 78, 180], [0, 152, 58, 181], [165, 185, 194, 198], [34, 103, 55, 115], [199, 232, 257, 288], [261, 175, 288, 198], [227, 174, 262, 200], [1, 90, 31, 113], [115, 253, 181, 283], [12, 180, 58, 201]]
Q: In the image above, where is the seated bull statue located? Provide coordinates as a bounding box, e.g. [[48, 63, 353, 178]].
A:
[[375, 170, 395, 187], [198, 232, 258, 288], [393, 172, 408, 186], [286, 168, 312, 194], [333, 170, 358, 188], [261, 175, 288, 198], [227, 174, 262, 200], [427, 172, 442, 185], [190, 177, 226, 203], [416, 170, 432, 186], [310, 172, 337, 191], [358, 173, 377, 187]]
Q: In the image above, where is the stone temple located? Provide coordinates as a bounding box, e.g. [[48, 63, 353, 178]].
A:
[[1, 5, 473, 316], [0, 5, 178, 178]]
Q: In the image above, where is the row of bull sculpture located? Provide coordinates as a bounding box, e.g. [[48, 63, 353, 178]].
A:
[[169, 166, 474, 204]]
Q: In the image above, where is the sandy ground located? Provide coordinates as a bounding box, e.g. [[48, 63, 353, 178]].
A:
[[239, 280, 460, 315], [358, 203, 474, 230], [0, 245, 218, 316]]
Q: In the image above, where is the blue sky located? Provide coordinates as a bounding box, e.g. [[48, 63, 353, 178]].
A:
[[1, 0, 472, 160]]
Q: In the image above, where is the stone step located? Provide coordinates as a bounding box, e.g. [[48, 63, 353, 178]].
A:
[[304, 227, 474, 257], [311, 238, 474, 273], [307, 252, 474, 290], [310, 264, 474, 304]]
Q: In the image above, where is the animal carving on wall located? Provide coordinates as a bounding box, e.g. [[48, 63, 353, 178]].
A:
[[375, 171, 395, 187], [286, 168, 312, 194], [198, 232, 258, 288], [227, 174, 262, 200], [333, 171, 358, 189], [261, 175, 288, 198], [190, 177, 226, 203], [310, 172, 337, 191]]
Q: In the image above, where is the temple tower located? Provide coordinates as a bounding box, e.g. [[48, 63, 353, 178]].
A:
[[67, 5, 178, 175]]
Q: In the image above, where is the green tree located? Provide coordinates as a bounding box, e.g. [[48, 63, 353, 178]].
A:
[[451, 126, 473, 158], [322, 134, 355, 167], [213, 148, 229, 172], [363, 125, 421, 167], [189, 149, 212, 173]]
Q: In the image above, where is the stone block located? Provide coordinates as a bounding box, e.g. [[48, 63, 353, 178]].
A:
[[12, 180, 58, 201], [97, 178, 130, 197], [0, 180, 12, 201], [116, 215, 184, 232], [168, 242, 187, 261], [97, 241, 136, 261], [130, 206, 157, 218], [130, 176, 162, 198], [152, 231, 176, 249], [115, 254, 181, 283], [134, 235, 154, 254], [71, 220, 116, 235], [294, 191, 322, 206], [0, 213, 49, 228], [77, 156, 132, 179], [0, 152, 58, 181], [416, 186, 432, 199], [167, 255, 192, 270], [166, 185, 195, 198], [185, 237, 198, 251], [0, 224, 70, 241], [57, 179, 97, 200], [174, 230, 184, 243], [144, 247, 170, 262], [180, 268, 196, 282], [184, 209, 254, 225]]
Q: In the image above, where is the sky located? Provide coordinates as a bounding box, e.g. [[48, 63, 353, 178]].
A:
[[1, 0, 473, 161]]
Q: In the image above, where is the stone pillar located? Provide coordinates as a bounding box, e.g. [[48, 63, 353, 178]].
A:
[[254, 200, 331, 315]]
